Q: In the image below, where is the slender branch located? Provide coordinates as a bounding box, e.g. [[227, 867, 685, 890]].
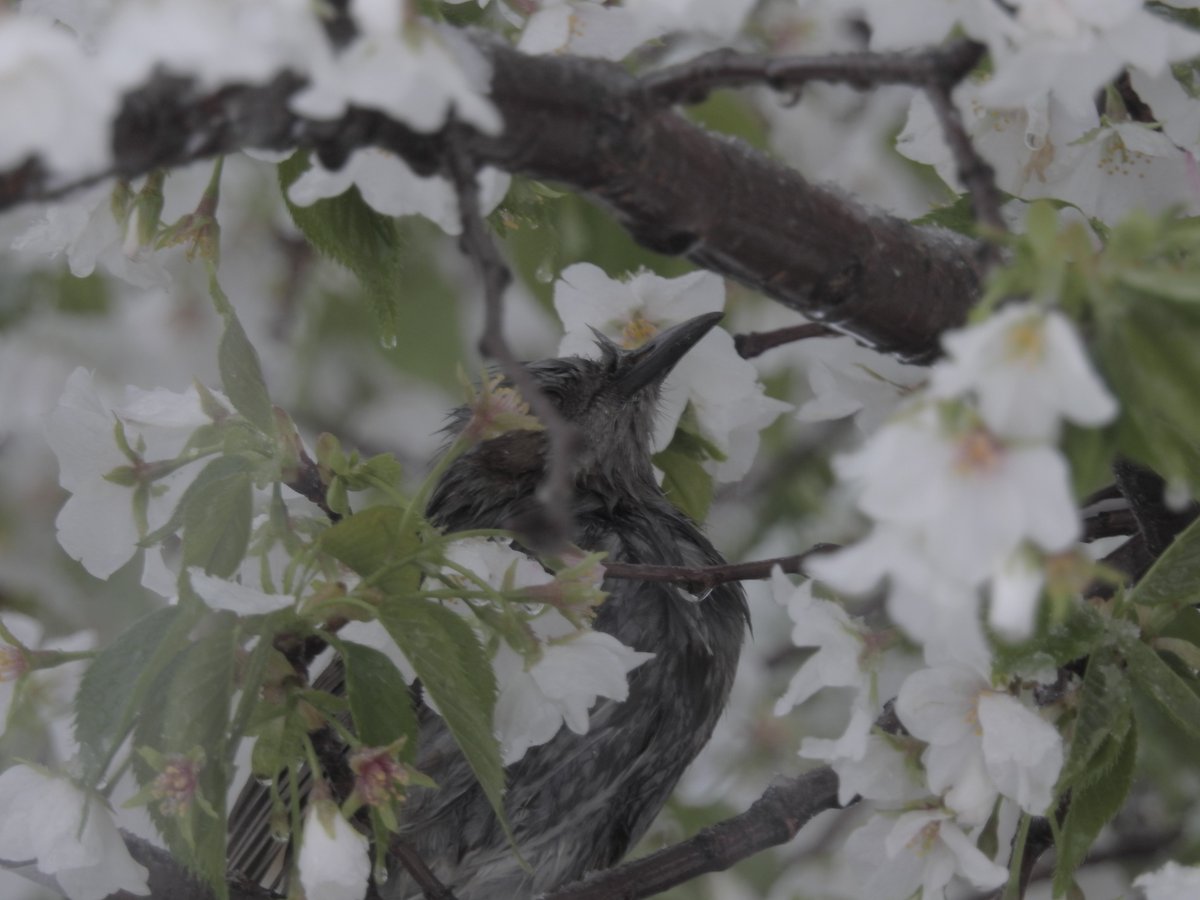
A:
[[923, 80, 1007, 237], [640, 39, 985, 105], [734, 322, 835, 358], [284, 442, 341, 523], [540, 766, 841, 900], [445, 130, 580, 552], [392, 840, 460, 900], [602, 545, 839, 590]]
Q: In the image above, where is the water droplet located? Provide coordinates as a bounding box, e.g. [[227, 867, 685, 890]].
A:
[[380, 332, 398, 350], [374, 861, 390, 883], [534, 260, 555, 284]]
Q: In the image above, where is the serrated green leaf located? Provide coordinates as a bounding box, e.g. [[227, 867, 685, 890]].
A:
[[181, 459, 254, 578], [1058, 648, 1131, 791], [250, 708, 306, 778], [74, 605, 190, 782], [993, 603, 1109, 673], [341, 640, 418, 757], [134, 618, 237, 899], [1052, 723, 1137, 898], [379, 599, 509, 843], [913, 192, 978, 235], [655, 445, 714, 523], [1128, 514, 1200, 615], [319, 505, 420, 594], [217, 306, 275, 435], [278, 151, 406, 346], [143, 455, 255, 547], [1125, 636, 1200, 743]]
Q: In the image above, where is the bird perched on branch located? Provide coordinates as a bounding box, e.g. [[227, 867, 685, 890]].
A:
[[228, 311, 748, 898]]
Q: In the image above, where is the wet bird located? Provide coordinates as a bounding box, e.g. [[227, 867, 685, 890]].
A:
[[228, 311, 748, 898]]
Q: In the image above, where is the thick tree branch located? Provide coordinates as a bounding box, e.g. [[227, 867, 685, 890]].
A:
[[0, 38, 986, 362], [540, 766, 841, 900]]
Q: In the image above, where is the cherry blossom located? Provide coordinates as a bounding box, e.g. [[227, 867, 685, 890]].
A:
[[492, 608, 654, 764], [0, 765, 149, 900], [297, 799, 371, 900], [45, 368, 217, 579], [897, 664, 1063, 824], [0, 17, 116, 177], [1134, 861, 1200, 899], [842, 808, 1008, 900], [931, 303, 1118, 441], [289, 149, 511, 235], [291, 10, 500, 136]]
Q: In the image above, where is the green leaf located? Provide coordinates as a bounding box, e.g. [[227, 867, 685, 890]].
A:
[[1117, 267, 1200, 304], [912, 192, 978, 235], [1061, 422, 1118, 500], [134, 617, 238, 899], [319, 505, 420, 594], [74, 605, 191, 782], [278, 151, 407, 347], [1052, 723, 1137, 898], [180, 457, 254, 578], [1128, 514, 1200, 615], [341, 640, 418, 757], [1124, 636, 1200, 743], [379, 599, 509, 842], [1057, 648, 1131, 791], [216, 303, 275, 434], [249, 707, 306, 778], [654, 445, 714, 523], [993, 603, 1109, 674]]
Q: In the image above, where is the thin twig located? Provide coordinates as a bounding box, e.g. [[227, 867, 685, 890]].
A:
[[734, 322, 835, 358], [602, 545, 839, 590], [923, 80, 1007, 236], [640, 40, 985, 106], [445, 130, 582, 553], [392, 840, 460, 900], [285, 442, 341, 523], [539, 767, 841, 900]]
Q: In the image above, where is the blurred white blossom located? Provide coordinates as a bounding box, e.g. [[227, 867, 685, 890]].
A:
[[1135, 861, 1200, 899], [45, 368, 218, 579], [289, 149, 511, 235], [0, 765, 150, 900], [298, 799, 371, 900]]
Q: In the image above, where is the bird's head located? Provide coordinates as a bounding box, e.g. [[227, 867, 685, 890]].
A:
[[429, 312, 722, 526]]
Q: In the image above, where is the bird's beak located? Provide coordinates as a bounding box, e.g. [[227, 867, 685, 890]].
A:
[[613, 311, 724, 399]]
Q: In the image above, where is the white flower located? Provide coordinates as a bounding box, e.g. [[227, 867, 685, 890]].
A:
[[931, 304, 1117, 441], [981, 0, 1200, 119], [45, 369, 215, 579], [493, 609, 654, 764], [297, 799, 371, 900], [843, 809, 1008, 900], [771, 572, 909, 765], [831, 733, 927, 807], [794, 336, 927, 435], [1134, 861, 1200, 900], [0, 614, 94, 761], [98, 0, 325, 93], [0, 765, 149, 900], [554, 263, 788, 481], [519, 2, 651, 61], [288, 149, 510, 235], [13, 181, 170, 291], [834, 405, 1079, 585], [988, 551, 1046, 641], [443, 537, 554, 594], [897, 665, 1064, 823], [291, 14, 500, 136], [898, 81, 1200, 224], [187, 568, 295, 615], [0, 18, 116, 176]]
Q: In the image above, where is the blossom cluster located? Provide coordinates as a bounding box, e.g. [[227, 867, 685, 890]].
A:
[[773, 300, 1120, 897]]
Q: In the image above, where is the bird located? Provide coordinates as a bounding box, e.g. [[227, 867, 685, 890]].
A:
[[227, 310, 748, 898]]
